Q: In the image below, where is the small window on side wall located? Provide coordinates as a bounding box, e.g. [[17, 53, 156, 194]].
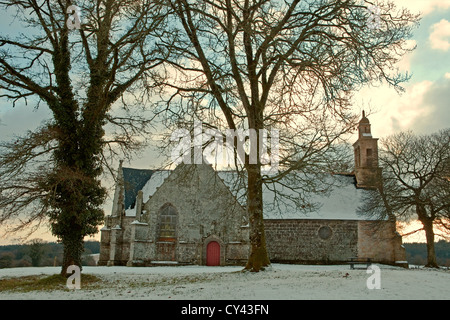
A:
[[318, 226, 332, 240]]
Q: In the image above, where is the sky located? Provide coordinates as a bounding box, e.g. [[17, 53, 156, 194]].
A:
[[0, 0, 449, 245], [354, 0, 450, 138]]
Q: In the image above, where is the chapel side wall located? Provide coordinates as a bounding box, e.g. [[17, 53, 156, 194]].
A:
[[357, 220, 406, 265], [108, 217, 134, 265], [98, 216, 113, 266], [127, 223, 154, 266], [99, 216, 134, 266], [264, 219, 358, 263]]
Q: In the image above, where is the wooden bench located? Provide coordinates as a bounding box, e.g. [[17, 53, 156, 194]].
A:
[[347, 257, 373, 270]]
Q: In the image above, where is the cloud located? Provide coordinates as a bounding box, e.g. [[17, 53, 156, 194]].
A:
[[411, 77, 450, 133], [353, 79, 442, 137], [381, 81, 435, 134], [429, 19, 450, 51], [0, 102, 51, 141], [393, 0, 450, 16], [394, 40, 417, 72]]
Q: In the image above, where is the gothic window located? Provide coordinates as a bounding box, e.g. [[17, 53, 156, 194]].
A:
[[366, 148, 372, 156], [158, 204, 177, 241]]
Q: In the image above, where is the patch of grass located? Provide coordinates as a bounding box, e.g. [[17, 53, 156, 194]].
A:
[[0, 273, 103, 292]]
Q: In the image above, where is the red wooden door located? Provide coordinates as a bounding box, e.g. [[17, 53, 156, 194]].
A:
[[206, 241, 220, 266]]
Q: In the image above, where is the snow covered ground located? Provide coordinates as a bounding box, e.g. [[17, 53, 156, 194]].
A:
[[0, 263, 449, 300]]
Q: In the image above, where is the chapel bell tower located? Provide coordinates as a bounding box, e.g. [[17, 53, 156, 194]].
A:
[[353, 111, 382, 189]]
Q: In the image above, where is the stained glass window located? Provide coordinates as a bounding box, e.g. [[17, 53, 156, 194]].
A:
[[159, 205, 177, 240]]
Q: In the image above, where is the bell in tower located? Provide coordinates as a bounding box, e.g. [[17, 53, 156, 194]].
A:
[[352, 111, 382, 189]]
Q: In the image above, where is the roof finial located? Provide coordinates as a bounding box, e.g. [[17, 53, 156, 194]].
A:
[[362, 110, 366, 118]]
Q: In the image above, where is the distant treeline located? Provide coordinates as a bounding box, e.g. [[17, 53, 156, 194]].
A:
[[0, 240, 449, 268], [405, 240, 450, 267], [0, 240, 100, 268]]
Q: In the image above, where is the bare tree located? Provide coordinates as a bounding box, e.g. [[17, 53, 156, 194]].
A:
[[153, 0, 419, 271], [0, 0, 166, 274], [359, 129, 450, 267]]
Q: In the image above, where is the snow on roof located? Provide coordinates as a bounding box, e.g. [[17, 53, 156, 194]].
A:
[[217, 172, 377, 220], [141, 170, 171, 201], [262, 175, 376, 220], [125, 208, 136, 217], [123, 167, 377, 221]]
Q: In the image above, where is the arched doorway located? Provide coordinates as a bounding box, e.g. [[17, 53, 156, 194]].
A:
[[206, 241, 221, 266]]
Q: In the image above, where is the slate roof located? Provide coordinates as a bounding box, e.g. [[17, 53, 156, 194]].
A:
[[122, 167, 155, 210]]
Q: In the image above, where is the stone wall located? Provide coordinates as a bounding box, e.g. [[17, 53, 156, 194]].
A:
[[98, 215, 134, 266], [131, 164, 250, 266], [357, 220, 406, 264], [264, 219, 358, 263], [265, 219, 405, 265], [98, 229, 110, 266]]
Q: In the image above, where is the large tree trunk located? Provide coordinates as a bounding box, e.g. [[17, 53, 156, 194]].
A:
[[421, 217, 438, 268], [61, 232, 84, 276], [244, 158, 270, 272], [417, 204, 438, 268]]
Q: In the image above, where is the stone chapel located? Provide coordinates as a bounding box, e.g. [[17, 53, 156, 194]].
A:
[[98, 113, 407, 267]]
